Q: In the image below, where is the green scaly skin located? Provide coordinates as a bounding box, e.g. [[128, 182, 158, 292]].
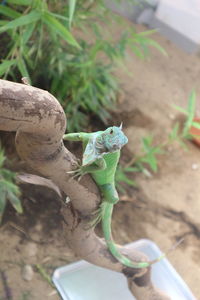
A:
[[63, 127, 165, 268]]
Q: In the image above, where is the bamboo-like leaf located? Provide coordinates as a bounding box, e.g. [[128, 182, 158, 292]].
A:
[[130, 44, 145, 59], [137, 29, 157, 36], [0, 188, 6, 223], [183, 90, 196, 136], [17, 58, 31, 83], [124, 167, 139, 173], [141, 154, 158, 172], [7, 190, 23, 213], [0, 59, 16, 76], [115, 166, 137, 193], [0, 20, 7, 26], [173, 104, 187, 114], [0, 144, 5, 168], [1, 179, 19, 195], [7, 0, 30, 5], [0, 5, 21, 18], [48, 11, 69, 22], [22, 22, 36, 44], [191, 121, 200, 130], [1, 168, 15, 181], [69, 0, 76, 28], [42, 12, 80, 49], [187, 90, 196, 118], [144, 38, 167, 56], [0, 10, 41, 33], [142, 136, 153, 152], [169, 122, 179, 141]]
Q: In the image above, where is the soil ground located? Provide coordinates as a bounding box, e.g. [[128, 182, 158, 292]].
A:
[[1, 23, 200, 299]]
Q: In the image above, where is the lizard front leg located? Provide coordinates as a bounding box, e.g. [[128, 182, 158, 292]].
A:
[[67, 158, 106, 181], [63, 132, 91, 142], [90, 183, 119, 228]]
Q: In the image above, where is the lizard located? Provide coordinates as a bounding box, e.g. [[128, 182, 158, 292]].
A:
[[63, 125, 171, 268]]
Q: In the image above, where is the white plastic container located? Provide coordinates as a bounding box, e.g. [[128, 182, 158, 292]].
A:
[[52, 239, 196, 300]]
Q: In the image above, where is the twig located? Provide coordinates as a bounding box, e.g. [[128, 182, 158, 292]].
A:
[[0, 270, 13, 300], [35, 264, 54, 288]]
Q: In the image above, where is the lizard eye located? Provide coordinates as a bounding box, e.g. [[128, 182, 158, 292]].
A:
[[110, 129, 113, 134]]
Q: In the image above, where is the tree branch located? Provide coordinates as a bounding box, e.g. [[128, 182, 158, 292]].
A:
[[0, 80, 171, 299]]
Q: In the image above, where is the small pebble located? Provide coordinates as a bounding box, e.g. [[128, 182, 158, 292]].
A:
[[22, 264, 34, 281], [143, 168, 152, 178], [192, 163, 199, 170], [65, 196, 71, 203], [24, 242, 38, 257], [168, 113, 175, 120]]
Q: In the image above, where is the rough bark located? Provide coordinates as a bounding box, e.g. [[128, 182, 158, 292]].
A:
[[0, 79, 171, 299]]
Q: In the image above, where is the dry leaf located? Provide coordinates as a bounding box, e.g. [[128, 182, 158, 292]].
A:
[[17, 174, 62, 197]]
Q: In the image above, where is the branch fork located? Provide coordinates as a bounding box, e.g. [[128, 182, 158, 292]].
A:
[[0, 80, 171, 300]]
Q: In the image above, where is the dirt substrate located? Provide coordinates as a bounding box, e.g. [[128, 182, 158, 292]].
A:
[[1, 23, 200, 299]]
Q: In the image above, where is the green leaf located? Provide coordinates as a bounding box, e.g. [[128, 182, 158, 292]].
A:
[[0, 179, 22, 213], [69, 0, 76, 28], [0, 10, 41, 33], [191, 121, 200, 130], [48, 12, 69, 22], [124, 167, 139, 173], [137, 29, 157, 36], [7, 190, 23, 213], [183, 90, 196, 136], [143, 38, 167, 56], [142, 136, 153, 151], [0, 20, 7, 26], [129, 44, 145, 59], [1, 179, 19, 194], [178, 138, 188, 150], [169, 122, 179, 140], [0, 188, 6, 223], [141, 154, 158, 172], [0, 143, 5, 168], [7, 0, 30, 5], [173, 104, 187, 114], [0, 59, 16, 76], [115, 166, 137, 188], [42, 12, 80, 49], [17, 58, 31, 83], [22, 22, 36, 44], [187, 90, 196, 118], [1, 168, 15, 181], [0, 5, 21, 18]]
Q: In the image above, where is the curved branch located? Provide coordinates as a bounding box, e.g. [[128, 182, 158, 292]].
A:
[[0, 80, 171, 299]]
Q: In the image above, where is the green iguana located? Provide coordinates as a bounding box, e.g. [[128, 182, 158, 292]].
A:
[[63, 125, 168, 268]]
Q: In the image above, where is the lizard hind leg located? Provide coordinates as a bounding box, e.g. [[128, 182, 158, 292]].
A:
[[89, 202, 106, 228], [88, 201, 107, 229]]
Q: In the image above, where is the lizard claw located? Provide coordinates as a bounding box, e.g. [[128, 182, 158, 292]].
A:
[[67, 167, 85, 181]]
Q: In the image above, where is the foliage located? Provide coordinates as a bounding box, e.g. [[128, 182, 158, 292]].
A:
[[173, 90, 196, 140], [115, 165, 137, 193], [0, 144, 22, 222], [0, 0, 166, 131], [116, 91, 198, 192]]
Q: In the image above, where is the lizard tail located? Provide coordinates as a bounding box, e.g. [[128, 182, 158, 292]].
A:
[[101, 202, 183, 269]]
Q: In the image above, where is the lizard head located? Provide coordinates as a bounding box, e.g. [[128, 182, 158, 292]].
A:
[[101, 125, 128, 152]]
